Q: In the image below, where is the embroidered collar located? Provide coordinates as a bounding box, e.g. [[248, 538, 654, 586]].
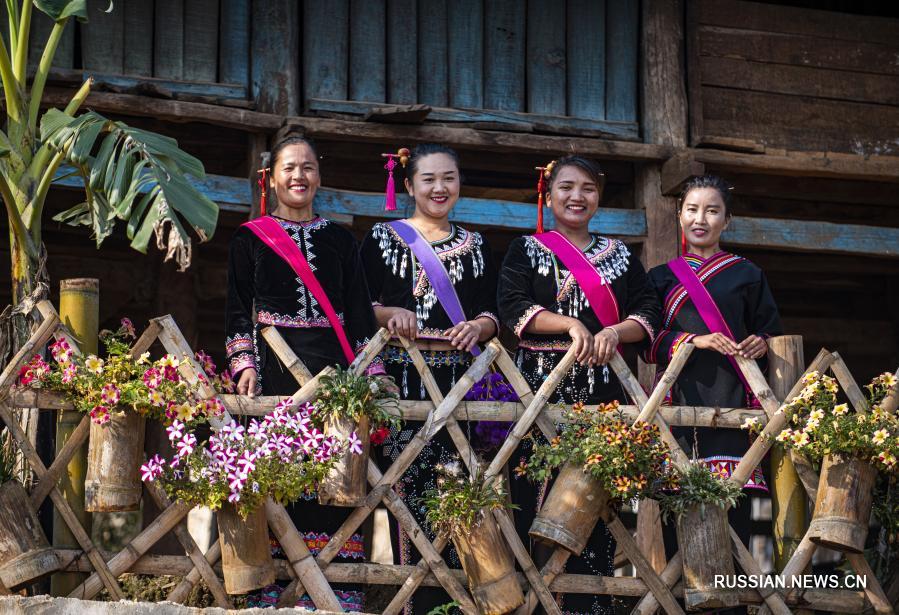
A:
[[524, 234, 630, 303], [271, 214, 330, 231]]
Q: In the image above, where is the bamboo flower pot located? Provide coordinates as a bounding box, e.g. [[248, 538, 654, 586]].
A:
[[318, 415, 370, 507], [217, 503, 276, 594], [676, 502, 740, 611], [0, 480, 62, 590], [529, 462, 610, 556], [808, 453, 877, 553], [452, 511, 524, 615], [85, 411, 146, 512]]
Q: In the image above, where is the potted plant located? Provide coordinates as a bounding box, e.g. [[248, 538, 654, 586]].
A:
[[19, 318, 224, 512], [0, 437, 61, 590], [314, 366, 400, 507], [143, 399, 349, 594], [658, 461, 745, 610], [421, 460, 523, 615], [518, 401, 671, 556], [760, 371, 899, 553]]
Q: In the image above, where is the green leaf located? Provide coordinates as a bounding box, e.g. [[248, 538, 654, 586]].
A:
[[33, 0, 88, 22]]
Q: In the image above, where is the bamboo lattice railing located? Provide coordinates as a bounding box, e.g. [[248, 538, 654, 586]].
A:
[[0, 300, 895, 614]]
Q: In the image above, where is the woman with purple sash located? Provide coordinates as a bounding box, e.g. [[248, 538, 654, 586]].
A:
[[645, 175, 781, 613], [497, 156, 658, 615], [360, 143, 500, 614], [225, 131, 381, 611]]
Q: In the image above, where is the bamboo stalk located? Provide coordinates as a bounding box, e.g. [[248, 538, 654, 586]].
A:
[[0, 401, 125, 599], [490, 346, 559, 441], [261, 326, 313, 385], [830, 354, 870, 414], [166, 541, 223, 605], [288, 366, 335, 407], [143, 482, 231, 608], [381, 534, 451, 615], [129, 320, 163, 359], [30, 414, 90, 507], [634, 343, 694, 424], [631, 553, 684, 615], [35, 300, 81, 353], [730, 527, 792, 615], [0, 313, 58, 390], [845, 553, 896, 615], [265, 498, 343, 612], [68, 501, 191, 600], [349, 327, 391, 376]]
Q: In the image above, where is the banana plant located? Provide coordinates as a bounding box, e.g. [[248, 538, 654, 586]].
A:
[[1, 0, 219, 358]]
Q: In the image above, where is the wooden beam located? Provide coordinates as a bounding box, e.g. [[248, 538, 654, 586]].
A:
[[641, 0, 688, 147], [251, 0, 299, 115], [661, 152, 707, 196]]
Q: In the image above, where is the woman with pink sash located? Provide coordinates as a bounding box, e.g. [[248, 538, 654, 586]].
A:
[[360, 143, 500, 615], [645, 175, 781, 614], [497, 155, 658, 615], [225, 130, 381, 611]]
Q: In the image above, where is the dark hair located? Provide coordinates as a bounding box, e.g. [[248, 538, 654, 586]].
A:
[[404, 143, 463, 182], [547, 155, 606, 196], [267, 127, 319, 170], [678, 174, 733, 216]]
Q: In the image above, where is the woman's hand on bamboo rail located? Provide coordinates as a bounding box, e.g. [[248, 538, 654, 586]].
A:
[[236, 368, 257, 398], [592, 320, 645, 366], [692, 332, 739, 356], [523, 310, 593, 364], [376, 306, 418, 340], [443, 316, 495, 352], [736, 334, 768, 360]]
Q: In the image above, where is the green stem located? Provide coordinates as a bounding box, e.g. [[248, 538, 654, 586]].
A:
[[0, 176, 35, 256], [27, 18, 69, 136], [24, 148, 65, 232], [25, 77, 91, 187], [0, 30, 22, 128], [13, 0, 30, 83], [5, 0, 19, 58]]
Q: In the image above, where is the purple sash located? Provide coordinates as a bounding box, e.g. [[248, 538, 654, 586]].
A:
[[533, 231, 621, 330], [244, 217, 356, 364], [667, 256, 751, 392], [387, 220, 481, 356]]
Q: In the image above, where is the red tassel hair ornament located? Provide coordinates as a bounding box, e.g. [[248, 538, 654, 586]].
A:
[[382, 147, 411, 212], [534, 161, 556, 234], [257, 167, 269, 217]]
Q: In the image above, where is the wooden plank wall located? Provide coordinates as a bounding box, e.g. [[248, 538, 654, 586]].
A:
[[304, 0, 639, 123], [24, 1, 248, 88], [688, 0, 899, 155]]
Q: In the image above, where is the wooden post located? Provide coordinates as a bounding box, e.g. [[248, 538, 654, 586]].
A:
[[51, 279, 97, 596], [767, 336, 809, 575]]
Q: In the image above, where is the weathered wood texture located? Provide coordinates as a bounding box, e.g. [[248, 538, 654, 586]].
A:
[[84, 412, 145, 512], [687, 0, 899, 155]]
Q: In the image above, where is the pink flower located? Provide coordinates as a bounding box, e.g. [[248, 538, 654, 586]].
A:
[[166, 419, 185, 443], [50, 339, 73, 364], [347, 431, 363, 456], [204, 398, 225, 417], [237, 451, 256, 476], [89, 405, 110, 425], [176, 433, 197, 458], [120, 318, 136, 338], [140, 454, 166, 481], [100, 383, 120, 406], [61, 363, 77, 384], [274, 397, 294, 413], [220, 421, 245, 443], [143, 368, 162, 389], [195, 350, 217, 377], [217, 370, 236, 393], [163, 365, 180, 382]]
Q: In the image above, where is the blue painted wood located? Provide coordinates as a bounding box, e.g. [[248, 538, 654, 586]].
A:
[[448, 0, 484, 109], [386, 0, 416, 104], [305, 98, 640, 140], [184, 0, 220, 82], [52, 166, 899, 256], [527, 0, 565, 115], [349, 0, 386, 102], [81, 0, 124, 74], [251, 0, 299, 114], [567, 0, 605, 120], [154, 0, 185, 79], [304, 0, 349, 101], [417, 0, 448, 106], [605, 0, 638, 122], [51, 69, 247, 99], [484, 0, 525, 112], [219, 0, 249, 86], [124, 1, 154, 77]]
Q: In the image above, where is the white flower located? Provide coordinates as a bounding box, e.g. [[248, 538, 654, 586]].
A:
[[85, 355, 104, 375], [833, 403, 849, 416], [872, 429, 890, 446], [137, 352, 151, 364], [791, 430, 810, 448], [805, 418, 820, 431], [741, 417, 760, 430], [809, 408, 825, 421]]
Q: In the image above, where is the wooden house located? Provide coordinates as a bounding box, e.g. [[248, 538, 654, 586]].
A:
[[1, 0, 898, 384]]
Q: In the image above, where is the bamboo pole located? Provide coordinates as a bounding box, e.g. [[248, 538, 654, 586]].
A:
[[768, 336, 809, 575], [845, 553, 896, 615], [261, 326, 313, 385], [52, 280, 97, 597], [166, 541, 222, 604]]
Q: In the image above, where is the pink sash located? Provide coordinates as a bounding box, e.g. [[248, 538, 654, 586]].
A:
[[667, 256, 751, 392], [534, 231, 621, 329], [244, 217, 356, 364]]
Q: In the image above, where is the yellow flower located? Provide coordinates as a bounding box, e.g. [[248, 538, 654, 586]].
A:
[[872, 429, 890, 446], [159, 355, 180, 368], [148, 390, 164, 406], [776, 429, 792, 443], [806, 418, 820, 431], [801, 371, 819, 385], [884, 373, 898, 388], [809, 408, 825, 421], [878, 451, 897, 468], [833, 403, 849, 416], [791, 430, 810, 448], [137, 352, 151, 365], [741, 417, 760, 430], [85, 355, 104, 375], [174, 402, 195, 422]]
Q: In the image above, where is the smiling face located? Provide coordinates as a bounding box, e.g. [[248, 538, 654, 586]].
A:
[[679, 186, 730, 252], [404, 152, 460, 221], [547, 164, 601, 232], [269, 142, 320, 213]]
